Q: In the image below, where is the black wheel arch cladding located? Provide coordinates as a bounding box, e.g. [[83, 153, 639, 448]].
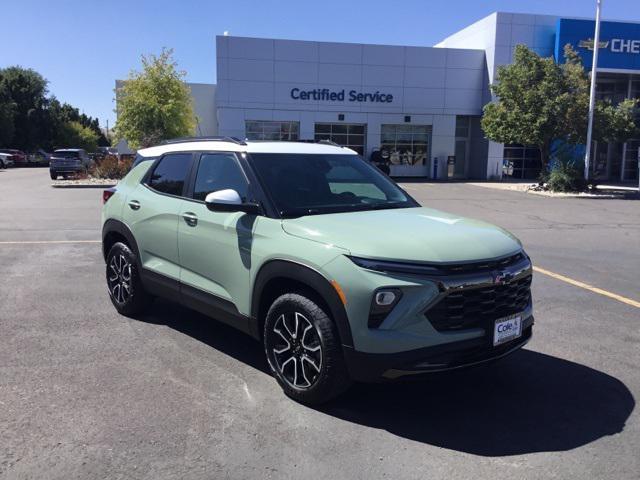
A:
[[251, 260, 354, 348]]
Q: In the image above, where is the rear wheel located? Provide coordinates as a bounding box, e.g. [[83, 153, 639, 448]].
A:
[[0, 160, 5, 169], [264, 293, 351, 405], [106, 242, 151, 316]]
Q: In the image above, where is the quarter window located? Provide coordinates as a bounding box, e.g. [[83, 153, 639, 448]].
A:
[[147, 153, 192, 196], [193, 153, 249, 201]]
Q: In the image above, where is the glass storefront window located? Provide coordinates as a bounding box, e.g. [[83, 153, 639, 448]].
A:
[[380, 125, 431, 166], [245, 121, 299, 141], [455, 116, 470, 138], [595, 76, 629, 104], [624, 140, 639, 181], [631, 81, 640, 100], [314, 123, 366, 156], [503, 144, 542, 179]]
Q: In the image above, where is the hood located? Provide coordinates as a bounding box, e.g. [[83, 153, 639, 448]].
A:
[[281, 207, 522, 263]]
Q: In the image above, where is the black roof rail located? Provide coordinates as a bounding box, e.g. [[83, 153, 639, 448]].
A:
[[254, 139, 344, 147], [161, 136, 246, 145]]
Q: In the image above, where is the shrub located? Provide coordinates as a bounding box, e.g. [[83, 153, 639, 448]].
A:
[[547, 159, 587, 192], [90, 155, 132, 179]]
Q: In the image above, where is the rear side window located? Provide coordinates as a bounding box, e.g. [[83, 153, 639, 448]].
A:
[[193, 153, 249, 201], [147, 153, 192, 196], [132, 153, 157, 169]]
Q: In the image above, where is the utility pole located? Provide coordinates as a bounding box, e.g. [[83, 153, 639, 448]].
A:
[[584, 0, 603, 181]]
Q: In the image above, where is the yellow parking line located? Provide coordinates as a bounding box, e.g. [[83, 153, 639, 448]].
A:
[[533, 265, 640, 309], [0, 240, 101, 245]]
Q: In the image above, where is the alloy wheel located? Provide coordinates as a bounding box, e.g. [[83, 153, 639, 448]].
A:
[[270, 312, 323, 389], [108, 253, 132, 305]]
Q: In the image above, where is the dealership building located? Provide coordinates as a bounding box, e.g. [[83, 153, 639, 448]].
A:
[[117, 12, 640, 181]]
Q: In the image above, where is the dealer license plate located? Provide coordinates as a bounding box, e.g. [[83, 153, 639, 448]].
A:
[[493, 313, 523, 346]]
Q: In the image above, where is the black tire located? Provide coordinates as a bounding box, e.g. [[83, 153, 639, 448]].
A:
[[264, 293, 352, 405], [0, 160, 5, 169], [50, 171, 57, 180], [106, 242, 151, 317]]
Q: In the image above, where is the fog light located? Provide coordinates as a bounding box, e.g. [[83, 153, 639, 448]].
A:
[[375, 291, 397, 306], [369, 288, 402, 329]]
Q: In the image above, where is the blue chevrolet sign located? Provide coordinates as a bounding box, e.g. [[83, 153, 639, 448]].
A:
[[555, 18, 640, 71]]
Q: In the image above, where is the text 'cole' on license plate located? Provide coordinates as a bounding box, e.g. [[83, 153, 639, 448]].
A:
[[493, 313, 523, 346]]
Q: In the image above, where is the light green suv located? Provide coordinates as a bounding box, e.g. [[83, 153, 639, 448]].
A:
[[102, 137, 533, 404]]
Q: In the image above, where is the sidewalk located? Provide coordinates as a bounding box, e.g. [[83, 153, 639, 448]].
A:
[[465, 180, 639, 198]]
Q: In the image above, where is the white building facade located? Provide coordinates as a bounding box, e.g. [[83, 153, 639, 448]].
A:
[[116, 11, 640, 180]]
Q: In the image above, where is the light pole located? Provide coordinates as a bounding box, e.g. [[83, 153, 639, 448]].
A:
[[583, 0, 603, 181]]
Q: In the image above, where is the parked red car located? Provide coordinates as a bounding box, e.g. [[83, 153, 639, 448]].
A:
[[0, 149, 27, 164]]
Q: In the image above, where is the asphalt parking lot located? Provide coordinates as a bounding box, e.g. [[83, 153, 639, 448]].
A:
[[1, 168, 639, 479]]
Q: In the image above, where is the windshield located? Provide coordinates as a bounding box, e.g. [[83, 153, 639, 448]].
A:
[[53, 151, 80, 158], [250, 153, 416, 217]]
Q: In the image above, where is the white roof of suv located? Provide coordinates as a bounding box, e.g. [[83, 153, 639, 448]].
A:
[[137, 139, 356, 157]]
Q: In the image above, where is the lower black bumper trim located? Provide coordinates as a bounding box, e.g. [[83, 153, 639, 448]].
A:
[[343, 317, 533, 382]]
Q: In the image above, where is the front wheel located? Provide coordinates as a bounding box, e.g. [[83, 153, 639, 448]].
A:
[[106, 242, 151, 316], [50, 171, 57, 180], [264, 293, 351, 405]]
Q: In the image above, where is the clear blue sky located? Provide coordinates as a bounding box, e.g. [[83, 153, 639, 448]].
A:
[[1, 0, 636, 127]]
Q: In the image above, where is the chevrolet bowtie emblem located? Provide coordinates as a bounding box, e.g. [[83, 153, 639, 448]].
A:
[[578, 38, 610, 51]]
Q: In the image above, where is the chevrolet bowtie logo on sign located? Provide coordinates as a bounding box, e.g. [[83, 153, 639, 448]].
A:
[[578, 38, 640, 54], [578, 38, 610, 51]]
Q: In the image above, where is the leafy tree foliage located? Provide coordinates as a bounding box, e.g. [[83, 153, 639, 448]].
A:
[[0, 66, 108, 151], [0, 79, 15, 147], [0, 67, 49, 150], [114, 49, 195, 149], [54, 121, 99, 152], [482, 45, 638, 170]]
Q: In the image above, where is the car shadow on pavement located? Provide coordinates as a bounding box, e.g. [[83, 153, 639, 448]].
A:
[[320, 349, 635, 456], [140, 300, 634, 457], [140, 299, 270, 374]]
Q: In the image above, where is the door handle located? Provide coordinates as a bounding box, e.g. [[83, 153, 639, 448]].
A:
[[182, 212, 198, 227], [128, 200, 141, 210]]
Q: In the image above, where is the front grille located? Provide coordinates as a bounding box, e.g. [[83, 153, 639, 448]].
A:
[[426, 274, 532, 332]]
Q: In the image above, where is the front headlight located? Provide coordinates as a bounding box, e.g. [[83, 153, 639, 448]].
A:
[[347, 255, 443, 276]]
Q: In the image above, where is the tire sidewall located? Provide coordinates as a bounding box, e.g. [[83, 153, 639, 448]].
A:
[[106, 242, 147, 316], [264, 293, 350, 404]]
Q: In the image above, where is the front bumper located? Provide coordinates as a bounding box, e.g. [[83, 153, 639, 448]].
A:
[[343, 316, 533, 382]]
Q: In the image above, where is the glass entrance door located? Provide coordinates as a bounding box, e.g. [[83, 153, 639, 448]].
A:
[[454, 140, 468, 178]]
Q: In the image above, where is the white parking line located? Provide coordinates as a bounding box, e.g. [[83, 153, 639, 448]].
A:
[[533, 266, 640, 309], [0, 240, 101, 245]]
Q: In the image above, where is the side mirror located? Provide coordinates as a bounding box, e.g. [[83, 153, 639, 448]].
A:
[[205, 189, 262, 215]]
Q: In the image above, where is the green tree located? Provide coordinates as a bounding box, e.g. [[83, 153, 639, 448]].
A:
[[0, 66, 49, 150], [0, 77, 15, 146], [54, 121, 99, 152], [482, 45, 638, 171], [114, 49, 195, 149]]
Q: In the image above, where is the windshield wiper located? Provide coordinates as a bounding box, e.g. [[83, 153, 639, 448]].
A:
[[352, 201, 409, 211], [279, 202, 410, 218]]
